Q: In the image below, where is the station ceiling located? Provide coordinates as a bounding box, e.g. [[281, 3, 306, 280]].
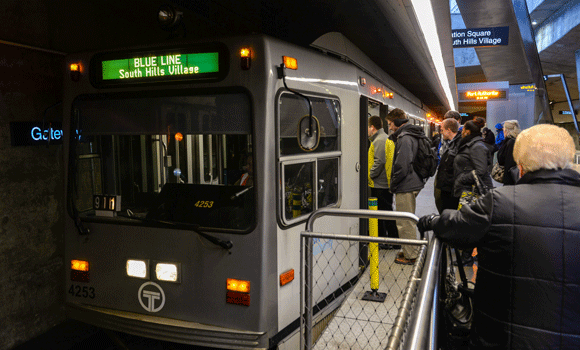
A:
[[1, 0, 455, 117], [455, 0, 580, 121]]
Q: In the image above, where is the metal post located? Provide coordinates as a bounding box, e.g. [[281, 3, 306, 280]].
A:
[[362, 198, 386, 302], [305, 234, 313, 349]]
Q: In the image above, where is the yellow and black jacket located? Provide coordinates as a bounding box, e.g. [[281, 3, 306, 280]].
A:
[[368, 128, 395, 189]]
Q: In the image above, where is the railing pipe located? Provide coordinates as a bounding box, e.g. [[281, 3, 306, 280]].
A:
[[305, 208, 419, 232], [385, 244, 427, 350], [403, 236, 443, 350], [302, 208, 422, 350]]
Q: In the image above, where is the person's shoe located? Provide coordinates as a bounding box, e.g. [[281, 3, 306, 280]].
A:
[[394, 255, 416, 265]]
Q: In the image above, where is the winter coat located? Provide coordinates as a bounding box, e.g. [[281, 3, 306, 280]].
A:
[[497, 136, 517, 185], [368, 128, 393, 189], [432, 168, 580, 349], [389, 123, 426, 193], [452, 134, 493, 197], [435, 132, 461, 193], [482, 127, 497, 157], [495, 123, 504, 146]]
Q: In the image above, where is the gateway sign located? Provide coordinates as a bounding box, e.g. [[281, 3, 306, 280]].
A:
[[452, 26, 509, 48]]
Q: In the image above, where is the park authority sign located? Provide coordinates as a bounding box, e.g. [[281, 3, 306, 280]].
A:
[[452, 26, 509, 48]]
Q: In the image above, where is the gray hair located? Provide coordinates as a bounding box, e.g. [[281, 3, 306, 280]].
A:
[[513, 124, 575, 173], [503, 120, 521, 138]]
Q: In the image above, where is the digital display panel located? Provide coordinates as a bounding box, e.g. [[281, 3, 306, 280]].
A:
[[102, 52, 219, 80], [91, 43, 228, 87], [459, 90, 508, 102]]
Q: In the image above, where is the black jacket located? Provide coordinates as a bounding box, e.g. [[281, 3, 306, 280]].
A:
[[389, 123, 426, 193], [452, 134, 493, 197], [497, 137, 517, 185], [433, 168, 580, 349], [435, 131, 461, 193]]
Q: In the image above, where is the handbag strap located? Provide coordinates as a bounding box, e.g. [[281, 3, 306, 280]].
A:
[[471, 170, 488, 195]]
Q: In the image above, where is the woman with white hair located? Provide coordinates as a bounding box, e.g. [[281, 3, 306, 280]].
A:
[[497, 119, 521, 184], [418, 124, 580, 349]]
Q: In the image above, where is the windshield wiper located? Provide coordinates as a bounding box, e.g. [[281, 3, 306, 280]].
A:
[[119, 213, 233, 250], [230, 186, 253, 200]]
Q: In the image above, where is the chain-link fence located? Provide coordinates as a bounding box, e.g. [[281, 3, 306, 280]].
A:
[[300, 208, 440, 350]]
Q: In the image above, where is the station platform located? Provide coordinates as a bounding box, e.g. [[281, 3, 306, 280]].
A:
[[312, 176, 479, 349]]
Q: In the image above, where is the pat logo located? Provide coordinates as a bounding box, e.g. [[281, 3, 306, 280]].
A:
[[138, 282, 165, 312]]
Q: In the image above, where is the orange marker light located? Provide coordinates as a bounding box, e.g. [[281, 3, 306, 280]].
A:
[[71, 260, 89, 272], [280, 269, 294, 286], [240, 47, 252, 70], [240, 48, 251, 58], [283, 56, 298, 70], [227, 278, 250, 293], [175, 132, 183, 142], [70, 63, 81, 81]]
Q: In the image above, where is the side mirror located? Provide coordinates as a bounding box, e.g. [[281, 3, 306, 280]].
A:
[[297, 115, 320, 151]]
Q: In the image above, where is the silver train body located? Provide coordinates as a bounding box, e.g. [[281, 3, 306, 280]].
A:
[[62, 34, 434, 349]]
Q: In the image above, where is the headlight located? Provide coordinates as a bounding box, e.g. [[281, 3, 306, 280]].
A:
[[126, 259, 148, 279], [156, 263, 180, 283]]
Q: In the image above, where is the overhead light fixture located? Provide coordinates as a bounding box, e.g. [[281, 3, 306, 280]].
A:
[[409, 0, 457, 110], [532, 21, 538, 26]]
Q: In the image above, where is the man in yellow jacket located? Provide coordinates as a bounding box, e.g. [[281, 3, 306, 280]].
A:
[[368, 116, 398, 248]]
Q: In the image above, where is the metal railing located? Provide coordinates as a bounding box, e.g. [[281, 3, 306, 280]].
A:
[[300, 208, 444, 350]]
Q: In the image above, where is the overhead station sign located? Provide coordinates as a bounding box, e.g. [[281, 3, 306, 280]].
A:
[[459, 89, 508, 102], [452, 26, 509, 48], [91, 43, 228, 87]]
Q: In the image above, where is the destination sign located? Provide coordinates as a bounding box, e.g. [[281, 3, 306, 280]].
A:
[[91, 43, 228, 87], [459, 89, 508, 102], [102, 52, 219, 80], [452, 26, 509, 48]]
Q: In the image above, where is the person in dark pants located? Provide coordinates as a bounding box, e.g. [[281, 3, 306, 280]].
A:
[[497, 119, 520, 185], [418, 124, 580, 349], [367, 116, 399, 248], [434, 118, 461, 213], [435, 110, 462, 213]]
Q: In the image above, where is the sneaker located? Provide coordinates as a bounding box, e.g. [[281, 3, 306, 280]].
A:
[[394, 256, 416, 265]]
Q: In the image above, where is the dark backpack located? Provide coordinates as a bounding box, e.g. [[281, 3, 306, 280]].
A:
[[411, 134, 438, 180]]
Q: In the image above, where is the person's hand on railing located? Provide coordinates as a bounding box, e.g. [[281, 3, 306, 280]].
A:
[[417, 214, 437, 238]]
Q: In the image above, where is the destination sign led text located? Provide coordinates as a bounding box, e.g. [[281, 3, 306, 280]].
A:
[[459, 90, 508, 101], [101, 52, 219, 81]]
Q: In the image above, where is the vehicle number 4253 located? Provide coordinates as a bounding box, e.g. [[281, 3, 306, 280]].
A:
[[68, 284, 95, 299], [194, 200, 214, 208]]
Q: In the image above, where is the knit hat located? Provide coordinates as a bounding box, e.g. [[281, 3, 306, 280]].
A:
[[495, 123, 503, 130]]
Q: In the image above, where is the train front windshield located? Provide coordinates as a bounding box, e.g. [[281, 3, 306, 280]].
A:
[[70, 92, 255, 231]]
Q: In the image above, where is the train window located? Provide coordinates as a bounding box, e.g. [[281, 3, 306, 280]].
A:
[[277, 92, 341, 226], [278, 93, 340, 156], [282, 161, 314, 222], [70, 92, 255, 232], [317, 158, 339, 208]]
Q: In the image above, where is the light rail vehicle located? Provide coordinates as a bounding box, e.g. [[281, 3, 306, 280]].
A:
[[62, 33, 436, 349]]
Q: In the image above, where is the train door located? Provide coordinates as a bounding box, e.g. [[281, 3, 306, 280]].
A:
[[359, 97, 386, 265]]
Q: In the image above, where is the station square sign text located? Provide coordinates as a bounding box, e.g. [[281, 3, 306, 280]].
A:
[[452, 26, 509, 48]]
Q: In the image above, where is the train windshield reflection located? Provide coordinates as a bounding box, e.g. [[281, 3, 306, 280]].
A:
[[70, 92, 255, 231]]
